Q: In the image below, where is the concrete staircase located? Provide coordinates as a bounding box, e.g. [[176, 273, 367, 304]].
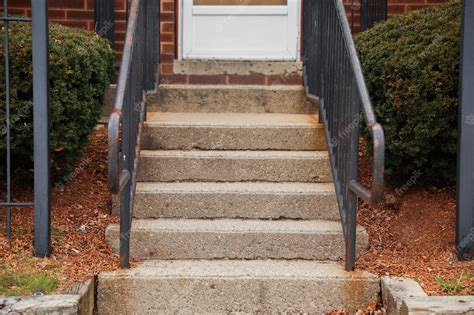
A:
[[98, 84, 379, 314]]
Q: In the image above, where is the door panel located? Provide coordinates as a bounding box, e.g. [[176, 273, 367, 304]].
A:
[[182, 0, 300, 60], [194, 0, 287, 5]]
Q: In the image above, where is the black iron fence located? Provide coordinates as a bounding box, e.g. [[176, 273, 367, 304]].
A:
[[95, 0, 115, 47], [456, 0, 474, 261], [1, 0, 51, 256], [360, 0, 387, 31], [108, 0, 160, 268], [352, 0, 388, 32], [303, 0, 385, 271]]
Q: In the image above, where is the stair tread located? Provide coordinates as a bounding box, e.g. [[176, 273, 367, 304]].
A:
[[140, 150, 329, 159], [158, 84, 307, 91], [136, 181, 336, 194], [107, 218, 361, 234], [145, 112, 323, 128], [147, 84, 316, 114], [100, 259, 377, 280]]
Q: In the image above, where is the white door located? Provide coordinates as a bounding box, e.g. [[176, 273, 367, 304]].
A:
[[182, 0, 300, 60]]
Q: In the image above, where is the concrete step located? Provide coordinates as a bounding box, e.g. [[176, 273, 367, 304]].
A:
[[138, 150, 332, 183], [142, 112, 326, 151], [146, 84, 317, 114], [173, 60, 303, 76], [98, 260, 380, 314], [105, 219, 368, 260], [132, 182, 340, 220]]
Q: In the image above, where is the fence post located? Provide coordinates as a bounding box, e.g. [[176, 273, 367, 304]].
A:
[[380, 0, 388, 21], [32, 0, 51, 258], [456, 0, 474, 261], [360, 0, 368, 31], [95, 0, 115, 47]]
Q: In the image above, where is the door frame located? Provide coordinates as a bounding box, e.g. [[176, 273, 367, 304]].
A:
[[177, 0, 302, 61]]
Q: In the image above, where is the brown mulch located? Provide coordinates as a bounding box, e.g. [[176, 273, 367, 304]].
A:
[[356, 140, 474, 296], [0, 127, 119, 291]]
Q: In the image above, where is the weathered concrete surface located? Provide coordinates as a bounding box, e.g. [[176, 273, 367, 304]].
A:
[[105, 219, 368, 260], [0, 296, 80, 315], [98, 260, 380, 315], [142, 112, 326, 151], [401, 296, 474, 314], [138, 150, 332, 183], [147, 84, 317, 114], [63, 278, 95, 315], [100, 84, 116, 123], [381, 277, 427, 315], [131, 182, 340, 220], [173, 60, 302, 76], [0, 279, 95, 315]]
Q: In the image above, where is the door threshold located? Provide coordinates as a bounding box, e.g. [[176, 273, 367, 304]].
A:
[[174, 60, 303, 76]]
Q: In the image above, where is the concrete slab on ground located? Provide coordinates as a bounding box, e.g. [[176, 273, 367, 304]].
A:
[[98, 260, 380, 315]]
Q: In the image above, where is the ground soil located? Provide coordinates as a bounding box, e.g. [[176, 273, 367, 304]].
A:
[[356, 140, 474, 296], [0, 127, 119, 292]]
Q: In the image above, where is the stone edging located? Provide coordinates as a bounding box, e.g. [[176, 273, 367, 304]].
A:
[[382, 276, 474, 314], [0, 278, 94, 315]]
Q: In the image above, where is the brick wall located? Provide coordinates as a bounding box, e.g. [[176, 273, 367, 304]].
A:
[[7, 0, 450, 83], [7, 0, 127, 63], [160, 0, 177, 79]]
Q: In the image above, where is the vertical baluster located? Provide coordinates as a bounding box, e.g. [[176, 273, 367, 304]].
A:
[[3, 0, 12, 241], [345, 78, 360, 271], [120, 74, 132, 269]]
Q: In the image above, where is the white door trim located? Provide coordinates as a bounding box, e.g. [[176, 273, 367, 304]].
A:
[[179, 0, 301, 61], [192, 5, 288, 15]]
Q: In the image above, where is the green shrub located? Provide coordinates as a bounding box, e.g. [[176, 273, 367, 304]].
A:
[[0, 22, 114, 175], [355, 1, 461, 185]]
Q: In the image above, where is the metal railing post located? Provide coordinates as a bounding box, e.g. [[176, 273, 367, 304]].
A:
[[380, 0, 388, 21], [360, 0, 368, 31], [32, 0, 51, 257], [94, 0, 115, 47], [456, 0, 474, 261]]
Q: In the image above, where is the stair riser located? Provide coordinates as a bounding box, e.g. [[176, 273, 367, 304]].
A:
[[132, 191, 339, 220], [147, 85, 317, 114], [138, 155, 332, 183], [98, 273, 379, 314], [105, 228, 367, 260], [142, 125, 326, 151]]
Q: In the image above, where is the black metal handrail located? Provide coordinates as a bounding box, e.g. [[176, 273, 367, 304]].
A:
[[108, 0, 159, 268], [303, 0, 385, 270]]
